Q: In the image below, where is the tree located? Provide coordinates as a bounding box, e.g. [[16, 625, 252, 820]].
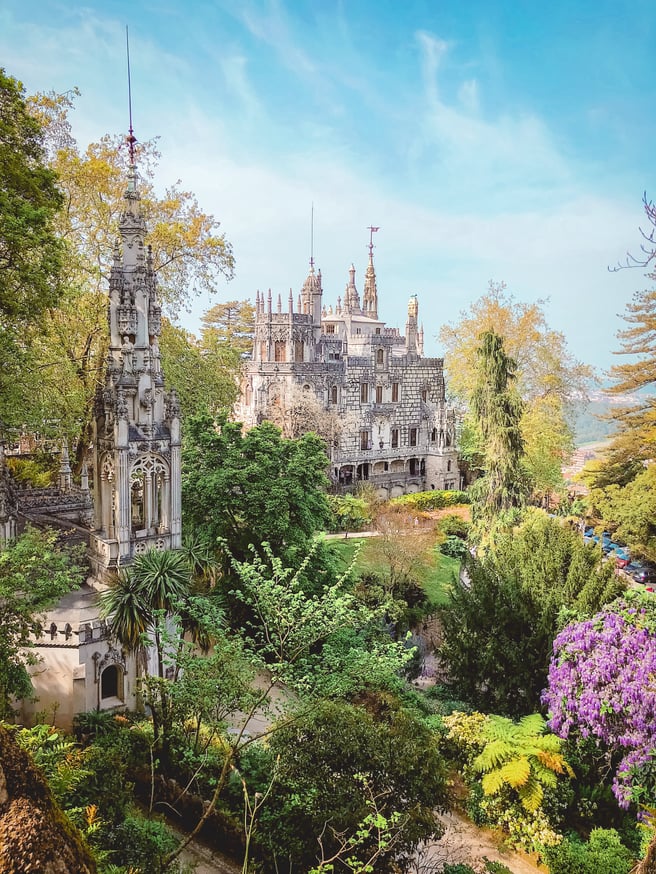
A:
[[0, 527, 85, 718], [366, 504, 436, 607], [261, 380, 358, 448], [585, 195, 656, 481], [439, 283, 590, 498], [181, 412, 330, 563], [156, 543, 416, 869], [583, 464, 656, 561], [201, 299, 255, 357], [100, 547, 192, 681], [258, 698, 448, 872], [469, 330, 527, 520], [438, 513, 624, 716], [14, 88, 234, 456], [543, 590, 656, 810], [439, 281, 591, 409], [0, 70, 65, 428], [159, 318, 241, 420]]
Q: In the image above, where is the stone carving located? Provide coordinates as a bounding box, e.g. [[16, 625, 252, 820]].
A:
[[121, 336, 134, 373]]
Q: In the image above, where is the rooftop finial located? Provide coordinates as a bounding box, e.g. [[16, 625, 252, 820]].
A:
[[126, 26, 137, 167], [367, 225, 380, 258]]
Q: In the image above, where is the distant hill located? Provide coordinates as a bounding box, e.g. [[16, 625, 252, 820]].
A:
[[572, 389, 648, 447], [573, 398, 617, 446]]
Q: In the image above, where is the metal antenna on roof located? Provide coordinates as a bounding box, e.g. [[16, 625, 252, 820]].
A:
[[126, 26, 137, 165], [310, 202, 315, 270], [367, 225, 380, 257]]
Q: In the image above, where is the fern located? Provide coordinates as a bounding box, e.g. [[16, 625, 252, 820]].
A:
[[472, 713, 573, 812], [499, 756, 531, 788], [518, 778, 543, 812]]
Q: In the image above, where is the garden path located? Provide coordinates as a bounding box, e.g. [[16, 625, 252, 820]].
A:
[[416, 811, 545, 873]]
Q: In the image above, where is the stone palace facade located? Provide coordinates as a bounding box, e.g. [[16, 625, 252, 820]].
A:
[[236, 240, 459, 497]]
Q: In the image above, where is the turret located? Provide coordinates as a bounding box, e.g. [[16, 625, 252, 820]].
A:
[[405, 294, 419, 355], [343, 264, 362, 315]]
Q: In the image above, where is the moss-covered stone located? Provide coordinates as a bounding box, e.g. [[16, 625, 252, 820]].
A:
[[0, 724, 97, 873]]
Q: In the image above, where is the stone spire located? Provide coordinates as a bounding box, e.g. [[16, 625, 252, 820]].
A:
[[301, 259, 323, 339], [362, 250, 378, 319], [343, 264, 362, 315], [363, 227, 379, 319], [90, 139, 181, 580], [58, 440, 72, 493]]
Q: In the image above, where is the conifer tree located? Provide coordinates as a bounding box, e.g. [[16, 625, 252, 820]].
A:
[[470, 329, 527, 518]]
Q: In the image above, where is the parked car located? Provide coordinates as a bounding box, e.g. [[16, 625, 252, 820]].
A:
[[628, 562, 656, 585]]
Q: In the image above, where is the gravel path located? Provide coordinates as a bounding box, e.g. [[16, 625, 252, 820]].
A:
[[175, 810, 544, 874], [414, 811, 545, 873]]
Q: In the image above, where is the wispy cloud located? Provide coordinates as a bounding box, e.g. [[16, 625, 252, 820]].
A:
[[0, 1, 648, 373]]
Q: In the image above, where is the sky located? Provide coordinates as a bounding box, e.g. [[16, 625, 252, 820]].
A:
[[1, 0, 655, 375]]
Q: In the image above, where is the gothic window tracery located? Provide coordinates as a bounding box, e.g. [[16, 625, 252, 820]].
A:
[[130, 456, 169, 534]]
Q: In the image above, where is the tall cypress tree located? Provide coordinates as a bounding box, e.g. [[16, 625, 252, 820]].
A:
[[470, 329, 527, 518]]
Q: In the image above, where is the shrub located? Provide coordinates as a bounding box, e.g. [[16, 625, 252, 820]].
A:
[[442, 865, 477, 874], [390, 490, 470, 511], [439, 513, 471, 539], [6, 453, 57, 487], [101, 813, 179, 872], [482, 862, 513, 874], [440, 535, 469, 559], [542, 828, 634, 874]]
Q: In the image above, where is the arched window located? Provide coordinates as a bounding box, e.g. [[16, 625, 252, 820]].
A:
[[101, 665, 120, 700], [130, 476, 145, 532], [274, 341, 286, 362], [295, 340, 304, 362], [130, 456, 169, 534], [331, 385, 338, 404], [447, 459, 452, 472], [376, 348, 384, 365]]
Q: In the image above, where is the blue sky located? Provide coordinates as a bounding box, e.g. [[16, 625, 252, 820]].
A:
[[1, 0, 655, 374]]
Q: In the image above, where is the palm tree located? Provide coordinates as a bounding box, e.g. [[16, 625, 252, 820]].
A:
[[100, 548, 192, 678], [99, 567, 151, 669], [130, 548, 191, 678]]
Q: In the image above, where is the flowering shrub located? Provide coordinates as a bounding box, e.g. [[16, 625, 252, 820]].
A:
[[494, 804, 562, 852], [543, 591, 656, 808], [443, 710, 489, 764]]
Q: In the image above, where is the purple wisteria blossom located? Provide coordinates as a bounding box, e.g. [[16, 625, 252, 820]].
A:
[[543, 593, 656, 808]]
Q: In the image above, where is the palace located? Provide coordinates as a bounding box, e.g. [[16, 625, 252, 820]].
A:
[[237, 236, 459, 497]]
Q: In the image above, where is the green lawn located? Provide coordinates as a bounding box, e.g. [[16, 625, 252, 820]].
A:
[[326, 535, 460, 608]]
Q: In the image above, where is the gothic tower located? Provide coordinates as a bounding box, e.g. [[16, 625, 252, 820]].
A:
[[90, 160, 181, 580]]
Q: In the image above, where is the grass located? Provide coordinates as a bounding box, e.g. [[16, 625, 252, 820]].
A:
[[326, 535, 460, 608]]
